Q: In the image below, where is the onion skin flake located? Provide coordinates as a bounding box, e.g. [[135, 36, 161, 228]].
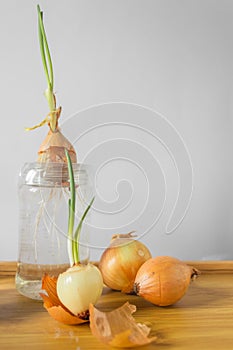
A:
[[89, 302, 157, 348]]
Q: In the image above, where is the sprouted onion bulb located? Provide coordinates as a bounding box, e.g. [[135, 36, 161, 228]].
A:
[[134, 256, 199, 306], [99, 232, 152, 293], [27, 6, 77, 164], [55, 150, 103, 317]]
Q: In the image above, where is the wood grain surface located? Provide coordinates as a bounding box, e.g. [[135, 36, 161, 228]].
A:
[[0, 261, 17, 275], [1, 260, 233, 275], [1, 262, 233, 349]]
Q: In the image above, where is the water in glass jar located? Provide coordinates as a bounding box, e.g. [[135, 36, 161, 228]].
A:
[[16, 162, 91, 300]]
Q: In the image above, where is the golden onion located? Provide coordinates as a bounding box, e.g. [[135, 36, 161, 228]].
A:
[[134, 256, 199, 306], [99, 232, 152, 293]]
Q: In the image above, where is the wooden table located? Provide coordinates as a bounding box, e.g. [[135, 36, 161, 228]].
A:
[[1, 262, 233, 349]]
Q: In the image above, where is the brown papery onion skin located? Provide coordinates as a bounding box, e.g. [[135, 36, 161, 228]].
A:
[[134, 256, 199, 306], [38, 128, 77, 163], [99, 233, 152, 293]]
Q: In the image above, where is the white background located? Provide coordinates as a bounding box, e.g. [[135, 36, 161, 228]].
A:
[[1, 0, 233, 261]]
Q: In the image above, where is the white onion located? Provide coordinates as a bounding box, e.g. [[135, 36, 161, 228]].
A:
[[57, 263, 103, 316]]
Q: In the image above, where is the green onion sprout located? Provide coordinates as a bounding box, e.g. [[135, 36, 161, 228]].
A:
[[65, 149, 94, 265], [37, 4, 57, 131]]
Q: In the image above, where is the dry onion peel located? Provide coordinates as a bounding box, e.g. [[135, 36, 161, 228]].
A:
[[99, 232, 152, 293], [134, 256, 200, 306], [40, 274, 87, 325], [89, 302, 157, 348]]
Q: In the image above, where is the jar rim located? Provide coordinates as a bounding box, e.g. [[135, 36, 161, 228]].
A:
[[19, 162, 91, 187]]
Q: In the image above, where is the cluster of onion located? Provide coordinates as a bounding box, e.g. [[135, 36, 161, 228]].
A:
[[99, 236, 199, 306]]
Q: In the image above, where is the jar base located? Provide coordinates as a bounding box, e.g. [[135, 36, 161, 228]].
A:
[[15, 274, 43, 300], [15, 262, 69, 300]]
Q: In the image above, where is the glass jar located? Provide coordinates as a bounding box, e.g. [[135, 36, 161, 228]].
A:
[[15, 162, 93, 300]]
